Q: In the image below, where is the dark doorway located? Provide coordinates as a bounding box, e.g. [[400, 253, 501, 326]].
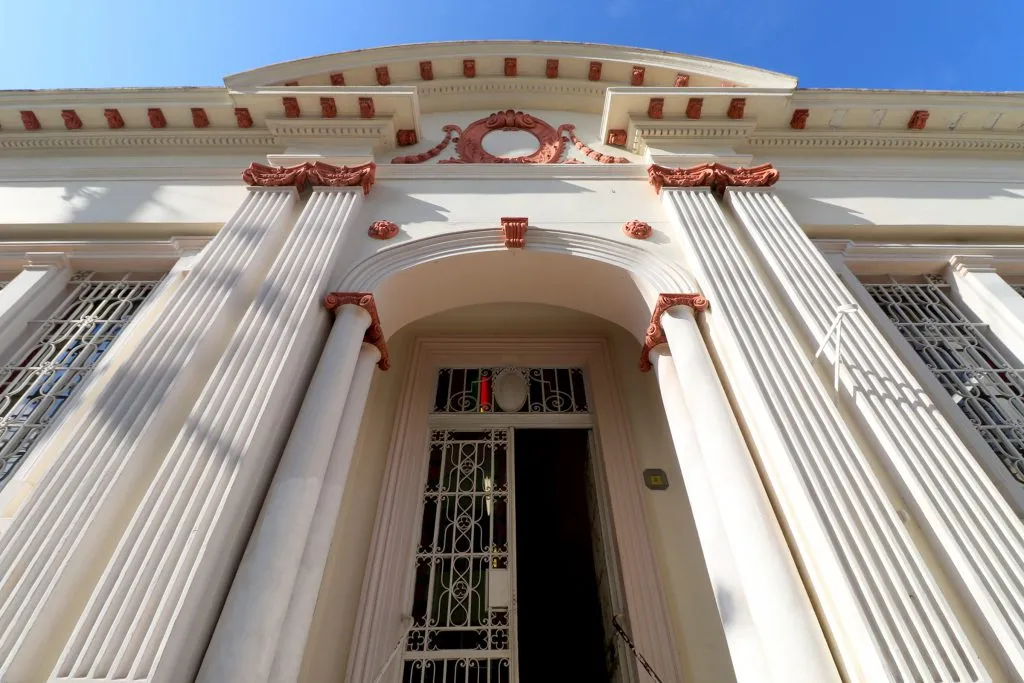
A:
[[514, 429, 611, 682]]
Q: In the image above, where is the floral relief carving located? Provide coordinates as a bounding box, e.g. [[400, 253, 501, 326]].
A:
[[242, 161, 376, 194], [648, 98, 664, 119], [320, 97, 337, 118], [588, 61, 602, 81], [674, 73, 690, 87], [686, 98, 703, 119], [908, 110, 930, 130], [375, 66, 390, 86], [727, 98, 746, 119], [149, 108, 168, 128], [504, 58, 517, 77], [647, 161, 780, 196], [330, 72, 345, 86], [20, 112, 40, 130], [283, 97, 300, 118], [631, 66, 645, 86], [500, 217, 528, 249], [61, 110, 83, 130], [396, 129, 418, 146], [546, 59, 559, 78], [420, 61, 433, 80], [322, 292, 390, 370], [463, 59, 476, 78], [607, 129, 627, 146], [359, 97, 375, 119], [368, 220, 399, 240], [623, 219, 653, 240], [640, 293, 710, 371], [192, 108, 210, 128], [234, 108, 253, 128], [790, 109, 809, 129], [104, 109, 125, 129]]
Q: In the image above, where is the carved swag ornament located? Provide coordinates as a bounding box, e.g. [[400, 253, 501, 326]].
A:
[[241, 161, 376, 194], [647, 162, 780, 197]]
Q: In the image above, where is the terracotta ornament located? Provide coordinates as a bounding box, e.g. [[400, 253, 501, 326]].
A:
[[368, 220, 399, 240], [61, 110, 83, 130], [234, 108, 253, 128], [565, 127, 629, 163], [391, 125, 458, 163], [320, 97, 337, 118], [648, 98, 664, 120], [674, 73, 689, 87], [631, 66, 645, 86], [790, 109, 809, 129], [463, 59, 476, 78], [375, 66, 390, 86], [501, 217, 528, 248], [686, 98, 703, 119], [419, 61, 433, 80], [359, 97, 375, 119], [241, 161, 376, 195], [20, 111, 40, 131], [322, 292, 390, 370], [396, 129, 418, 146], [727, 98, 746, 119], [104, 109, 125, 129], [546, 59, 559, 78], [623, 219, 653, 240], [588, 61, 602, 81], [607, 129, 627, 146], [908, 110, 929, 130], [149, 108, 168, 128], [192, 108, 210, 128], [283, 97, 300, 118], [648, 161, 780, 197], [639, 293, 710, 371], [504, 57, 517, 77], [330, 72, 346, 86]]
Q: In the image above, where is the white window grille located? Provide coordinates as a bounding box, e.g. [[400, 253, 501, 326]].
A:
[[865, 274, 1024, 485], [0, 272, 160, 486]]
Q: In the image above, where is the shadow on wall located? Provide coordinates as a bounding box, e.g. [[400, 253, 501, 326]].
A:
[[58, 181, 175, 224]]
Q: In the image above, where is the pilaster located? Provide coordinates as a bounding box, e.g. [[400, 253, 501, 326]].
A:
[[946, 254, 1024, 366], [660, 184, 985, 683], [0, 252, 71, 357], [0, 185, 298, 682], [648, 298, 839, 683], [726, 187, 1024, 679], [52, 167, 375, 683]]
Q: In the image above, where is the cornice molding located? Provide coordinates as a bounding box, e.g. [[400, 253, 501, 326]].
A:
[[746, 130, 1024, 153], [0, 237, 211, 270], [375, 162, 649, 180], [814, 240, 1024, 276], [263, 116, 396, 144], [0, 130, 276, 151]]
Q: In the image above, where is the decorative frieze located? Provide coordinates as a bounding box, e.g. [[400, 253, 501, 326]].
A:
[[639, 293, 709, 371], [647, 161, 779, 196], [241, 160, 376, 194]]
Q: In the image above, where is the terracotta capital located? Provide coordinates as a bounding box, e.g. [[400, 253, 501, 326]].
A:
[[241, 161, 376, 194], [323, 292, 390, 370], [640, 293, 709, 372], [647, 162, 779, 197]]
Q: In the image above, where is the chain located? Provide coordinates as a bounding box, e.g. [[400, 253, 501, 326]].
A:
[[612, 614, 665, 683]]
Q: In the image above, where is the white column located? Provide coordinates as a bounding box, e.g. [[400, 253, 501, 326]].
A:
[[661, 187, 985, 683], [947, 254, 1024, 365], [0, 252, 71, 356], [651, 306, 839, 683], [726, 188, 1024, 679], [197, 327, 380, 683], [0, 186, 297, 683], [52, 187, 368, 683]]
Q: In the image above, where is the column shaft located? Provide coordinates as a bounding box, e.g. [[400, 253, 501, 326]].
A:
[[654, 307, 839, 683], [0, 187, 297, 682], [197, 323, 377, 683], [662, 187, 984, 683], [727, 188, 1024, 679], [52, 188, 365, 683]]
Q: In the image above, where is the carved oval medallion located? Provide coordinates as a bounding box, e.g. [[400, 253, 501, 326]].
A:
[[493, 369, 529, 413]]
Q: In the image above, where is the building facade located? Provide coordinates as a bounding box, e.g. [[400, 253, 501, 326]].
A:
[[0, 40, 1023, 683]]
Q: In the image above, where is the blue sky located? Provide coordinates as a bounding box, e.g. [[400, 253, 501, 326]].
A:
[[3, 0, 1022, 91]]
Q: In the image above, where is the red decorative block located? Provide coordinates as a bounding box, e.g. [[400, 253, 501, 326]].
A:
[[420, 61, 433, 80], [588, 61, 602, 81], [790, 109, 809, 129], [686, 98, 703, 119], [396, 129, 418, 146], [607, 129, 627, 146], [501, 217, 528, 249], [631, 66, 645, 86], [61, 110, 82, 130], [375, 66, 390, 86], [623, 219, 653, 240], [192, 108, 210, 128], [504, 57, 517, 77], [368, 220, 399, 240], [648, 98, 664, 120], [546, 59, 559, 79], [908, 110, 929, 130], [149, 108, 167, 128], [359, 97, 375, 119], [463, 59, 476, 78], [20, 111, 40, 130], [674, 73, 690, 87], [330, 72, 345, 86], [283, 97, 300, 118], [234, 108, 253, 128], [320, 97, 337, 118], [104, 108, 125, 129], [727, 98, 746, 120], [284, 80, 298, 87]]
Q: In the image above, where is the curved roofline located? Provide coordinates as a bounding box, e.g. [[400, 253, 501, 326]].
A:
[[224, 39, 797, 90]]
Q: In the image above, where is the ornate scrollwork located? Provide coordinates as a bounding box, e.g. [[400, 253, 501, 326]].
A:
[[368, 220, 399, 240], [241, 161, 376, 194], [640, 293, 710, 371], [647, 161, 780, 196], [322, 291, 390, 370], [623, 219, 653, 240]]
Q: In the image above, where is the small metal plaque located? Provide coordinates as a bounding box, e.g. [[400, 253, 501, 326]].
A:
[[643, 468, 669, 490], [488, 568, 510, 608]]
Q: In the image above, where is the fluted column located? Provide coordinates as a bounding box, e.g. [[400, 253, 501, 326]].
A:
[[645, 296, 839, 683], [0, 185, 298, 682], [52, 164, 377, 683], [0, 252, 71, 355], [198, 312, 385, 683], [655, 171, 985, 682], [726, 187, 1024, 679], [947, 254, 1024, 365]]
